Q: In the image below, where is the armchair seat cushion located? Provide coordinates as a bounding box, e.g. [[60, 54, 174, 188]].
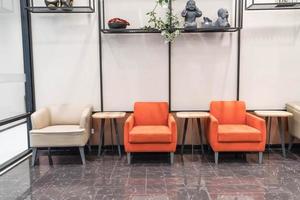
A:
[[129, 125, 172, 143], [30, 125, 85, 135], [218, 125, 262, 142]]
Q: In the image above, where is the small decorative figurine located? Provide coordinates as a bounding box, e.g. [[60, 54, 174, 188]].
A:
[[44, 0, 59, 10], [202, 17, 213, 28], [61, 0, 74, 11], [181, 0, 202, 31], [44, 0, 73, 11], [214, 8, 230, 27]]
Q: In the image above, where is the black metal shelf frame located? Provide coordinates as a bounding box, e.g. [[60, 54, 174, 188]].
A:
[[245, 0, 300, 10], [100, 27, 241, 34], [27, 0, 95, 13], [98, 0, 243, 111], [100, 0, 242, 34]]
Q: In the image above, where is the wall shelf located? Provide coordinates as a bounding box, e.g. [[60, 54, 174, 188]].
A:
[[100, 27, 240, 34], [100, 0, 243, 34], [101, 28, 160, 34], [27, 0, 95, 13], [246, 0, 300, 10], [178, 27, 240, 33]]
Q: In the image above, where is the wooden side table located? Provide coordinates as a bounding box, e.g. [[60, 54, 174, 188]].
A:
[[92, 112, 126, 157], [176, 112, 210, 155], [254, 111, 293, 157]]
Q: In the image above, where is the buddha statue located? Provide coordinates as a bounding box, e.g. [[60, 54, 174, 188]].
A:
[[214, 8, 230, 27], [181, 0, 202, 31]]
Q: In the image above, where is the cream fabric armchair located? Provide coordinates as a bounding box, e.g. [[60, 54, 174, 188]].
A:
[[30, 104, 93, 166], [287, 102, 300, 151]]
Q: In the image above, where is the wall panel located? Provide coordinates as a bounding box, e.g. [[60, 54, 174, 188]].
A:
[[102, 34, 169, 111], [171, 33, 238, 110], [240, 10, 300, 109], [31, 0, 100, 110]]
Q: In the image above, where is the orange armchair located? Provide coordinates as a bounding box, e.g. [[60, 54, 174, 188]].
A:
[[124, 102, 177, 164], [207, 101, 266, 164]]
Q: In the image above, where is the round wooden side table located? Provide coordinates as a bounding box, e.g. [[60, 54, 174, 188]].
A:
[[92, 112, 126, 157], [176, 112, 210, 155], [254, 110, 293, 157]]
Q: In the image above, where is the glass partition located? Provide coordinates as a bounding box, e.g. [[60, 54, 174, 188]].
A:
[[0, 0, 30, 168], [0, 0, 26, 121]]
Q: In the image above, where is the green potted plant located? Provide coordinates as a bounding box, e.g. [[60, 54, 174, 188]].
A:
[[145, 0, 180, 42]]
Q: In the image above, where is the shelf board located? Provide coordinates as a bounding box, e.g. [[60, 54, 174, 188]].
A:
[[101, 27, 240, 34], [101, 29, 161, 34], [246, 3, 300, 10], [178, 27, 240, 33], [26, 6, 95, 13]]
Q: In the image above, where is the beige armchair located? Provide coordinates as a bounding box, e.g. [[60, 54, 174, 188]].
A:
[[30, 104, 92, 166], [287, 102, 300, 151]]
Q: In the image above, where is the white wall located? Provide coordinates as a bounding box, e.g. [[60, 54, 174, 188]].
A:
[[240, 9, 300, 109], [31, 0, 300, 111], [31, 0, 101, 110]]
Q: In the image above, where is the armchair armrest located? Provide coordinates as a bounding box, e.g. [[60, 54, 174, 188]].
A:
[[168, 114, 177, 143], [31, 108, 50, 130], [246, 113, 266, 144], [207, 115, 219, 149], [79, 106, 93, 134], [246, 113, 266, 134], [287, 107, 300, 138], [124, 114, 135, 145]]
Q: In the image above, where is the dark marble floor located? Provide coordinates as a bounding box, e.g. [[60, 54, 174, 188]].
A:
[[1, 149, 300, 200]]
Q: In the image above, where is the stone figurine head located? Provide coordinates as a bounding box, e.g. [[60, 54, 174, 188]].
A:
[[186, 0, 197, 11], [182, 0, 202, 30], [217, 8, 229, 19]]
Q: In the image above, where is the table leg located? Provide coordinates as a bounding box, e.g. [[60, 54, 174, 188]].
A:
[[181, 118, 189, 155], [278, 117, 286, 158], [110, 119, 114, 152], [98, 119, 105, 156], [113, 118, 122, 158], [197, 118, 204, 155], [191, 119, 194, 155], [267, 117, 272, 151]]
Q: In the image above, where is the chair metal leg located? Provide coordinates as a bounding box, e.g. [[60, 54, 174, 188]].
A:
[[214, 152, 219, 164], [98, 119, 105, 156], [267, 117, 272, 151], [288, 135, 295, 151], [47, 147, 53, 165], [170, 152, 174, 164], [79, 147, 86, 165], [278, 117, 286, 157], [127, 153, 131, 164], [113, 119, 122, 158], [181, 118, 189, 155], [258, 152, 263, 164], [47, 147, 51, 159], [31, 148, 38, 167]]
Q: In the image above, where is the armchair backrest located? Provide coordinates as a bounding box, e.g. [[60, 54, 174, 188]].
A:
[[48, 104, 91, 125], [210, 101, 246, 124], [134, 102, 169, 126]]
